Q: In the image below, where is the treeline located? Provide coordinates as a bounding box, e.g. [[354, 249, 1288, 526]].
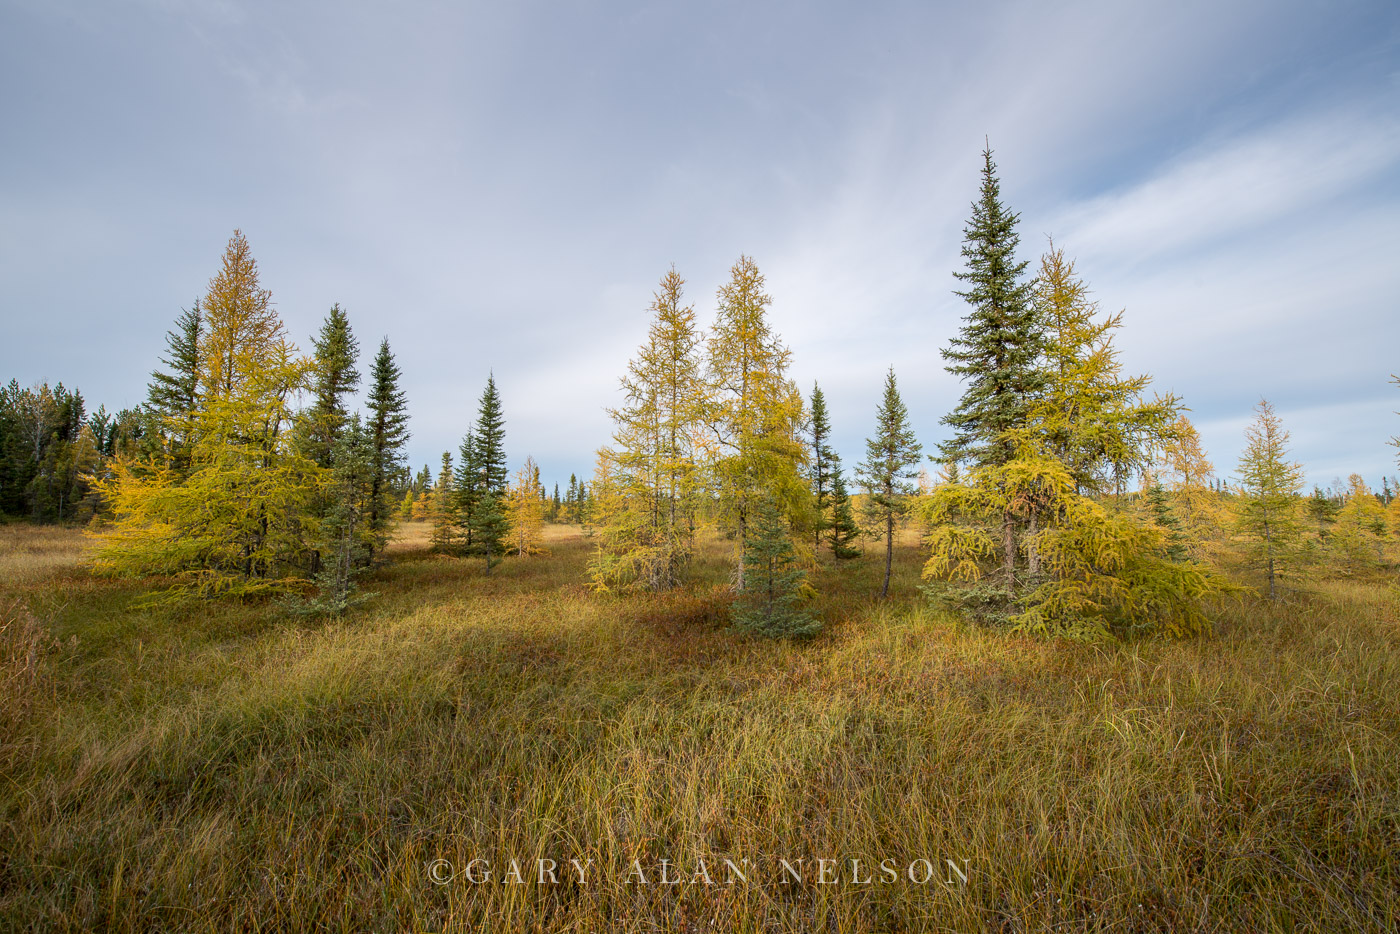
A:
[[586, 147, 1400, 638], [13, 147, 1400, 639]]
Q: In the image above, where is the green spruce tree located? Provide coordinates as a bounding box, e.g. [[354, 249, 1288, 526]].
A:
[[145, 302, 203, 473], [827, 471, 862, 559], [465, 375, 509, 573], [732, 495, 820, 638], [305, 304, 361, 469], [940, 144, 1044, 474], [366, 338, 410, 559], [808, 383, 838, 554], [857, 368, 924, 597]]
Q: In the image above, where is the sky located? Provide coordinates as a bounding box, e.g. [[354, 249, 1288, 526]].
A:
[[2, 0, 1398, 492]]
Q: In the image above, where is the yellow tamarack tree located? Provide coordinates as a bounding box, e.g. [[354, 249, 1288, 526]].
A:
[[1159, 415, 1226, 561], [705, 256, 809, 590], [590, 267, 706, 592], [94, 230, 319, 598], [1329, 474, 1390, 573], [1234, 399, 1305, 600], [922, 441, 1228, 639], [505, 456, 545, 557]]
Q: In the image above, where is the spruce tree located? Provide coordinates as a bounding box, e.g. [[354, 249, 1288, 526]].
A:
[[431, 451, 456, 552], [828, 471, 861, 559], [305, 413, 375, 615], [1235, 399, 1305, 600], [305, 304, 361, 469], [367, 338, 410, 558], [145, 302, 203, 473], [732, 495, 820, 638], [857, 368, 924, 597], [940, 145, 1043, 473], [808, 383, 837, 554], [1143, 477, 1186, 562], [464, 375, 509, 572]]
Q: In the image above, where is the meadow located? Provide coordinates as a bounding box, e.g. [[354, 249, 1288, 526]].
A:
[[1, 521, 1397, 932]]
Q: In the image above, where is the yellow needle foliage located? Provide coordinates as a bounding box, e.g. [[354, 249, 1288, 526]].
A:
[[922, 447, 1229, 639], [92, 231, 320, 599]]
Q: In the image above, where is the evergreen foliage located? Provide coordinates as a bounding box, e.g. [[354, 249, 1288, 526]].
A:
[[366, 338, 410, 556], [304, 304, 361, 470], [939, 145, 1044, 474], [856, 368, 923, 597], [731, 495, 820, 638]]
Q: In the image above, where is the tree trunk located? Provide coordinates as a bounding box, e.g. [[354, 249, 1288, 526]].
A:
[[1027, 510, 1040, 577], [882, 512, 894, 598], [1002, 512, 1016, 579]]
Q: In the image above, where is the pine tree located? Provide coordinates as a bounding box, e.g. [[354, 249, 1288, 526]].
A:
[[706, 255, 808, 589], [939, 145, 1044, 475], [732, 495, 820, 638], [304, 304, 361, 470], [1235, 399, 1305, 600], [857, 368, 924, 598], [550, 482, 561, 522], [145, 302, 203, 473], [366, 338, 410, 558]]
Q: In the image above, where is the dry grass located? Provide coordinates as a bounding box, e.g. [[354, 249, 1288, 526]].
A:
[[1, 523, 1397, 932]]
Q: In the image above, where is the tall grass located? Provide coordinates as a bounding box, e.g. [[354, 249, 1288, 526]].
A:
[[1, 522, 1397, 931]]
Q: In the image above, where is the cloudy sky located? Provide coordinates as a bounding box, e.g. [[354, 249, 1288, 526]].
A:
[[2, 0, 1398, 491]]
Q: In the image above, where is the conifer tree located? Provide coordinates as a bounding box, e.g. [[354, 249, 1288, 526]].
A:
[[304, 413, 375, 614], [1031, 243, 1178, 496], [550, 482, 561, 522], [1160, 415, 1223, 561], [463, 375, 509, 572], [732, 495, 820, 638], [857, 368, 924, 597], [1235, 399, 1305, 600], [304, 304, 361, 469], [808, 383, 838, 553], [827, 471, 862, 559], [1142, 475, 1187, 562], [591, 267, 706, 591], [145, 302, 203, 473], [506, 456, 545, 556], [96, 230, 318, 597], [939, 145, 1044, 474], [430, 451, 456, 552], [1330, 474, 1389, 572], [706, 255, 808, 588], [366, 338, 410, 558]]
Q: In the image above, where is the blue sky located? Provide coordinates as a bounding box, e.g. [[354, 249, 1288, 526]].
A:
[[2, 0, 1398, 492]]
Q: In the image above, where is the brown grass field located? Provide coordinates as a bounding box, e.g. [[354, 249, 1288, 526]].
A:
[[1, 520, 1398, 932]]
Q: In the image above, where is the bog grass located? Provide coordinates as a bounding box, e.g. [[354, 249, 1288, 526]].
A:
[[1, 521, 1397, 932]]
